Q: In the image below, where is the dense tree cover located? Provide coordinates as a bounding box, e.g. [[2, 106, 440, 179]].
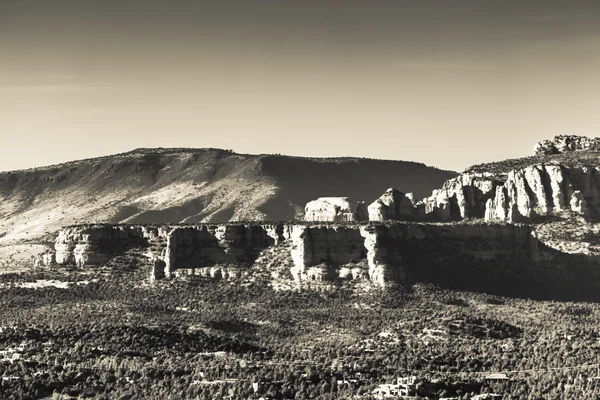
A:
[[1, 270, 600, 399]]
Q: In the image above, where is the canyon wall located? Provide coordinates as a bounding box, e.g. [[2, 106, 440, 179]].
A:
[[46, 222, 540, 287], [54, 225, 169, 267], [415, 165, 600, 223], [358, 136, 600, 224]]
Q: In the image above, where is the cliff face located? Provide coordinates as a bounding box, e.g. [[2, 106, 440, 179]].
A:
[[359, 136, 600, 224], [47, 222, 541, 288], [410, 165, 600, 224], [164, 224, 288, 278], [421, 173, 499, 221], [485, 165, 600, 222], [54, 225, 168, 267]]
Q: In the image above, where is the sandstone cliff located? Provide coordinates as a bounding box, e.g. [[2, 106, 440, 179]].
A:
[[367, 188, 419, 222], [379, 136, 600, 224], [46, 221, 541, 289]]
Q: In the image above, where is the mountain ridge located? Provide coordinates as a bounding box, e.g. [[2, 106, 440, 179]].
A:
[[0, 147, 455, 175]]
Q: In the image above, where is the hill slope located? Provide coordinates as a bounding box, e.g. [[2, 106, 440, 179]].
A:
[[0, 148, 455, 260]]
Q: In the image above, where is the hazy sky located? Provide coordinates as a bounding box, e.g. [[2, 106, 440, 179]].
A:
[[1, 0, 600, 172]]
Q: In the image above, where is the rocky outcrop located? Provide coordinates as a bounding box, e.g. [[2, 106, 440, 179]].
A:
[[534, 135, 600, 156], [34, 251, 56, 268], [484, 165, 600, 222], [164, 224, 286, 277], [53, 225, 167, 267], [418, 173, 499, 221], [408, 162, 600, 224], [367, 188, 418, 221], [392, 136, 600, 224], [302, 136, 600, 225], [290, 225, 366, 281], [49, 222, 541, 288], [304, 197, 360, 222]]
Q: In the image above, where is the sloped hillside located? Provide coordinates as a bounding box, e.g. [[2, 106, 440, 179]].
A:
[[465, 135, 600, 176], [0, 148, 455, 261]]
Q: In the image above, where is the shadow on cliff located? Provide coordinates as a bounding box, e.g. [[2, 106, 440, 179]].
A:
[[400, 242, 600, 302]]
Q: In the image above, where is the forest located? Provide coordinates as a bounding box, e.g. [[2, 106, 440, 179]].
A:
[[1, 266, 600, 399]]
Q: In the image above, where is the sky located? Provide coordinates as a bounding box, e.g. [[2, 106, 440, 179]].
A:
[[1, 0, 600, 172]]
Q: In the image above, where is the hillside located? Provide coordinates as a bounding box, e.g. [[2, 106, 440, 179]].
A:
[[0, 148, 455, 267], [465, 135, 600, 176]]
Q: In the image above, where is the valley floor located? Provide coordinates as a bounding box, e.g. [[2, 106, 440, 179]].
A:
[[1, 266, 599, 399]]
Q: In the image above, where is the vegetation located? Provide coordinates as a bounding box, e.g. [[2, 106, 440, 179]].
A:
[[2, 266, 600, 399], [465, 149, 600, 176]]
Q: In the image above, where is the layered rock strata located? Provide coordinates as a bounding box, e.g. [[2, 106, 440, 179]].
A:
[[53, 225, 168, 267], [47, 222, 540, 287], [369, 165, 600, 223]]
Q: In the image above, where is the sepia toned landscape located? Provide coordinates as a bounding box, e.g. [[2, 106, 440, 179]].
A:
[[2, 136, 600, 399], [3, 1, 600, 399]]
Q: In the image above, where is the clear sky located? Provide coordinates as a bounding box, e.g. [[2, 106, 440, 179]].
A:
[[1, 0, 599, 172]]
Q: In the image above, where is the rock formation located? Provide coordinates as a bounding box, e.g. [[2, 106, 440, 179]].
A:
[[410, 135, 600, 223], [47, 221, 541, 288], [387, 135, 600, 224], [304, 197, 370, 222], [534, 135, 600, 156], [34, 251, 56, 268], [483, 165, 600, 222], [367, 188, 418, 221]]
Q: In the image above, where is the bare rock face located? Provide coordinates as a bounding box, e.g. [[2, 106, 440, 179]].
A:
[[534, 135, 600, 156], [54, 225, 168, 267], [421, 173, 499, 221], [418, 162, 600, 224], [304, 197, 356, 222], [415, 144, 600, 223], [367, 188, 417, 221], [48, 221, 543, 288], [290, 225, 365, 281], [484, 165, 600, 222]]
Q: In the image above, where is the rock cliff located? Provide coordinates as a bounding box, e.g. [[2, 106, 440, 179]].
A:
[[371, 136, 600, 224], [367, 188, 418, 221], [46, 221, 541, 288], [412, 164, 600, 223], [53, 225, 168, 267]]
